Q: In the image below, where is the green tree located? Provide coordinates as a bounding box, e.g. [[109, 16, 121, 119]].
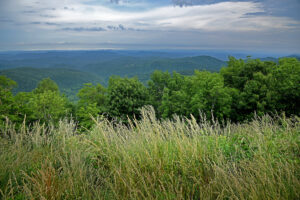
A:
[[147, 71, 171, 116], [0, 75, 17, 91], [76, 103, 101, 130], [14, 92, 34, 124], [270, 58, 300, 115], [107, 76, 148, 121], [220, 57, 276, 121], [14, 78, 70, 125], [76, 83, 107, 129], [27, 91, 69, 124], [159, 72, 190, 118], [77, 83, 107, 110], [189, 71, 234, 120], [33, 77, 59, 94], [0, 76, 18, 124], [221, 57, 274, 90]]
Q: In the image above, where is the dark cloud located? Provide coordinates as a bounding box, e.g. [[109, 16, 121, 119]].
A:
[[172, 0, 210, 7], [30, 22, 41, 25], [118, 24, 125, 30], [40, 14, 56, 18], [29, 21, 59, 26], [107, 24, 144, 32], [107, 25, 125, 30], [23, 10, 38, 14], [0, 19, 14, 23], [61, 27, 107, 32], [172, 0, 249, 7], [107, 25, 118, 30], [110, 0, 121, 4], [107, 24, 144, 31], [244, 12, 266, 16], [45, 22, 59, 26]]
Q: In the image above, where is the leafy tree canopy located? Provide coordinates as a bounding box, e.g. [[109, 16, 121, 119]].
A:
[[33, 77, 59, 94]]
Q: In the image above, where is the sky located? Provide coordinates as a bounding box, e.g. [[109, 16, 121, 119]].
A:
[[0, 0, 300, 53]]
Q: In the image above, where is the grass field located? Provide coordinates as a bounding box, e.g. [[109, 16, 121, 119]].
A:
[[0, 107, 299, 199]]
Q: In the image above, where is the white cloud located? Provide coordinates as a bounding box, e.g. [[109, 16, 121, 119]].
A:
[[2, 0, 299, 32], [0, 0, 299, 52]]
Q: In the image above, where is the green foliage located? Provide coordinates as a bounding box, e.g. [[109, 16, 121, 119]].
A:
[[107, 76, 149, 121], [0, 56, 299, 127], [0, 76, 18, 124], [270, 58, 300, 115], [190, 71, 234, 120], [159, 72, 190, 118], [76, 83, 107, 129], [147, 70, 171, 115], [77, 83, 107, 109], [149, 71, 235, 120], [0, 55, 225, 99], [220, 56, 300, 121], [27, 91, 69, 124], [76, 103, 100, 130], [2, 78, 70, 126], [0, 75, 17, 91], [0, 67, 103, 101], [33, 77, 59, 94], [13, 92, 35, 124]]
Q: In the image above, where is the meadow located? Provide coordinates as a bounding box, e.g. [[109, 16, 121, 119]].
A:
[[1, 107, 299, 200]]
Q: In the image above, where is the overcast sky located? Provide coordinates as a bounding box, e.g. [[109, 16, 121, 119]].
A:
[[0, 0, 299, 53]]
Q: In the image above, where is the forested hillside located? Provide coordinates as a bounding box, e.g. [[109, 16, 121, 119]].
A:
[[83, 55, 226, 81], [1, 56, 299, 128], [0, 53, 227, 99], [2, 50, 296, 102], [0, 67, 103, 101]]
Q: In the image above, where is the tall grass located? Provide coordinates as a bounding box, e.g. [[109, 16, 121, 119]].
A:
[[0, 107, 299, 199]]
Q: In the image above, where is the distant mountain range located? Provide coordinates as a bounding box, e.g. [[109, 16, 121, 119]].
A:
[[82, 55, 226, 82], [0, 50, 298, 100]]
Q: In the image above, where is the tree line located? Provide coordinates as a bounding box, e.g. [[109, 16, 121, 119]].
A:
[[0, 57, 299, 130]]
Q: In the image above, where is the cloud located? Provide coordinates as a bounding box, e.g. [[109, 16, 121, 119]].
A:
[[107, 24, 143, 31], [110, 0, 120, 4], [45, 22, 59, 26], [2, 0, 299, 32], [172, 0, 229, 7], [40, 14, 56, 18], [47, 1, 298, 32], [61, 27, 106, 32], [107, 25, 126, 30], [30, 21, 41, 24], [0, 0, 299, 52], [29, 21, 60, 26], [0, 19, 14, 23], [118, 24, 125, 30], [172, 0, 198, 7], [23, 10, 38, 14]]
